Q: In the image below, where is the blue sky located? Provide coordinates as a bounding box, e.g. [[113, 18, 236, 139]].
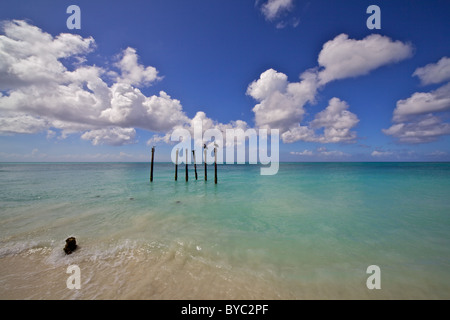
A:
[[0, 0, 449, 162]]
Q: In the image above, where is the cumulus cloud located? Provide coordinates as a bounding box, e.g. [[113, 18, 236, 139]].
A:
[[81, 127, 136, 146], [413, 56, 450, 85], [0, 20, 192, 145], [280, 98, 359, 143], [248, 34, 411, 144], [146, 110, 250, 148], [0, 21, 415, 150], [383, 114, 450, 144], [317, 34, 413, 85], [281, 124, 316, 143], [392, 83, 450, 121], [309, 98, 359, 143], [0, 20, 253, 148], [115, 47, 161, 87], [384, 57, 450, 143], [0, 20, 94, 90], [0, 113, 49, 134], [247, 68, 318, 132], [261, 96, 359, 144]]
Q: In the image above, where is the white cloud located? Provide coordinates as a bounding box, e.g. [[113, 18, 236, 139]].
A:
[[0, 21, 416, 151], [309, 97, 359, 143], [99, 86, 189, 132], [0, 20, 94, 90], [247, 68, 318, 133], [383, 114, 450, 144], [281, 124, 316, 143], [248, 34, 411, 144], [81, 127, 136, 146], [393, 83, 450, 121], [290, 150, 313, 156], [146, 134, 168, 146], [0, 20, 251, 148], [0, 20, 190, 145], [0, 113, 48, 134], [413, 56, 450, 85], [261, 0, 294, 21], [115, 47, 161, 87], [146, 110, 250, 148], [317, 34, 413, 85], [384, 57, 450, 144], [279, 98, 359, 144]]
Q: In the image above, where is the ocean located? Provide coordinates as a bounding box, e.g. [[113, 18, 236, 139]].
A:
[[0, 162, 449, 299]]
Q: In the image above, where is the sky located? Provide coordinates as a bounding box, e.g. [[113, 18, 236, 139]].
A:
[[0, 0, 449, 162]]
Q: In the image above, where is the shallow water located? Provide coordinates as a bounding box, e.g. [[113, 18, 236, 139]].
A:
[[0, 162, 449, 299]]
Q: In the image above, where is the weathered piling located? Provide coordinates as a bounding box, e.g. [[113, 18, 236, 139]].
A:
[[175, 149, 178, 181], [192, 150, 198, 180], [150, 146, 155, 182], [185, 148, 188, 182], [214, 147, 217, 184]]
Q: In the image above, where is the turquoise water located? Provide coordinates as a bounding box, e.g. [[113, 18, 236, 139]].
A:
[[0, 162, 449, 299]]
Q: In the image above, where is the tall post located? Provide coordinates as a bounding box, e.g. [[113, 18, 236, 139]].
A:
[[150, 146, 155, 182], [204, 144, 207, 181], [192, 150, 198, 180], [214, 147, 217, 184], [185, 148, 188, 182], [175, 149, 178, 181]]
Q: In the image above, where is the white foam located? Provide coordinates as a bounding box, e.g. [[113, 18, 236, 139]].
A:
[[0, 240, 51, 258]]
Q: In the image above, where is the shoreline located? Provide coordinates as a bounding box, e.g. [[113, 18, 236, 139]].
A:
[[1, 241, 448, 300]]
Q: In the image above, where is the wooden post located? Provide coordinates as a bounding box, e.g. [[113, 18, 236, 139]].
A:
[[175, 149, 178, 181], [185, 148, 188, 182], [204, 144, 207, 181], [192, 150, 198, 180], [150, 146, 155, 182], [214, 147, 217, 184]]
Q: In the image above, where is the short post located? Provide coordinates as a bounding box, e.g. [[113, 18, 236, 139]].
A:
[[175, 149, 178, 181], [150, 146, 155, 182], [185, 148, 188, 182], [204, 144, 207, 181], [214, 147, 217, 184], [192, 150, 198, 180]]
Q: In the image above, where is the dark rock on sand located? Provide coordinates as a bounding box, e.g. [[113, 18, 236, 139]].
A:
[[64, 237, 77, 255]]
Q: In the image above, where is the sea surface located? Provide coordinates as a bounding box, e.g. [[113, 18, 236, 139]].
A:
[[0, 162, 449, 299]]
